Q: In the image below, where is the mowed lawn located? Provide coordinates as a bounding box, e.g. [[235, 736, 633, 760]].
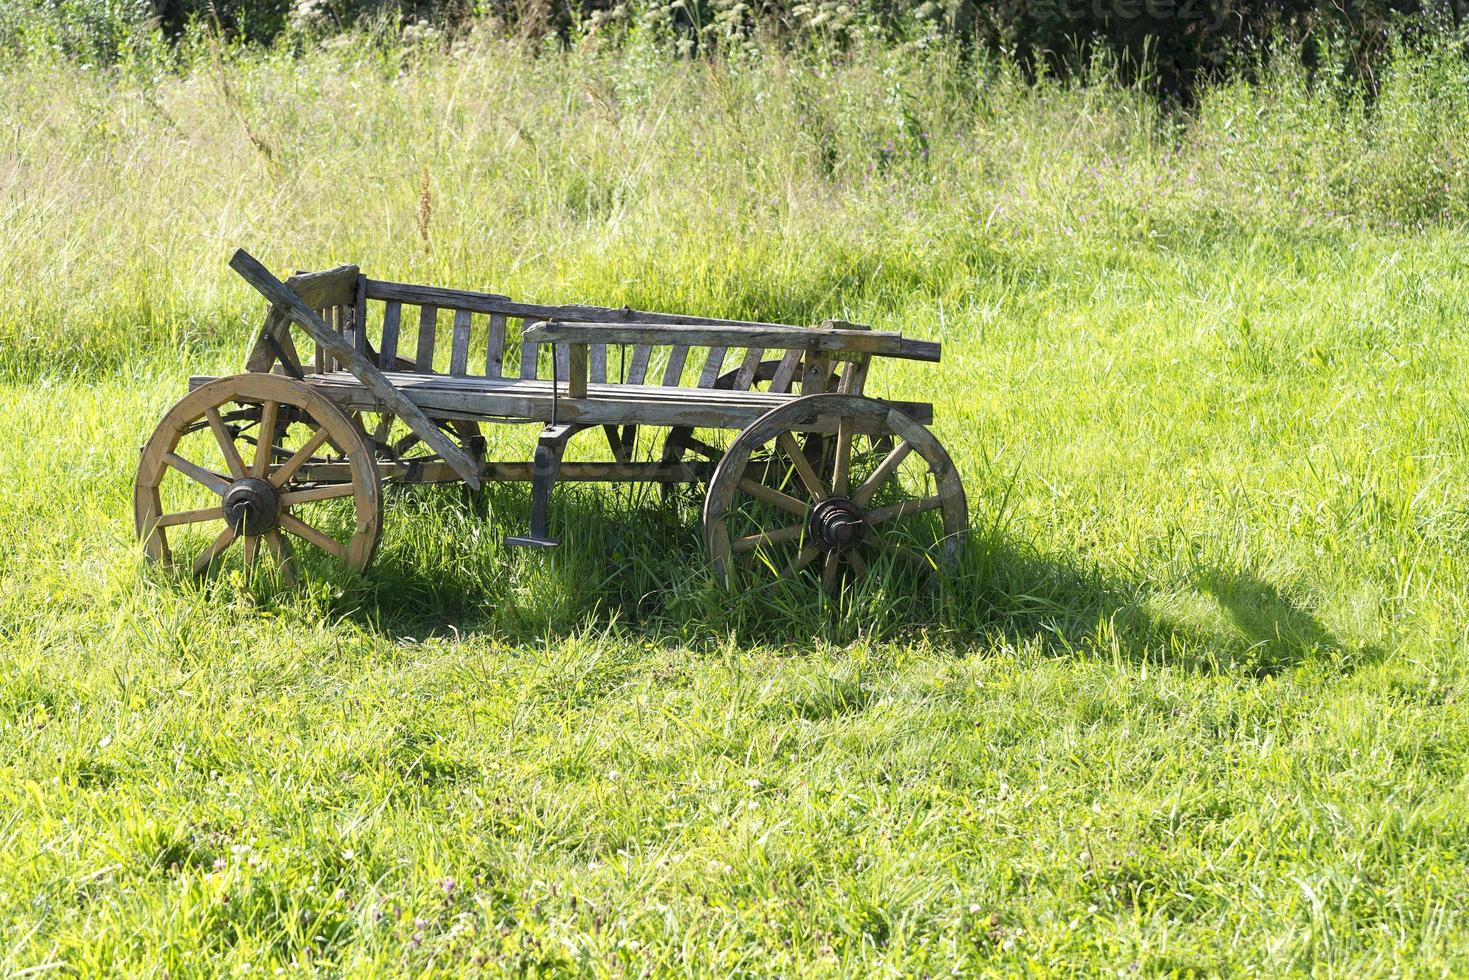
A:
[[2, 36, 1469, 974]]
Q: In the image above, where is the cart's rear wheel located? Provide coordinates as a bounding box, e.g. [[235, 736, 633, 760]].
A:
[[703, 394, 966, 590], [134, 374, 381, 581], [660, 358, 840, 501]]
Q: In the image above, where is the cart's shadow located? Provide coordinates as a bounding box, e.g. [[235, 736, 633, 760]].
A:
[[335, 485, 1380, 678]]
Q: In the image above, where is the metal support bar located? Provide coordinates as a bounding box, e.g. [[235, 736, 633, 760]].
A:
[[504, 422, 581, 549]]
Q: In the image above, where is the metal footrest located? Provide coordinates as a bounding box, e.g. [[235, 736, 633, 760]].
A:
[[504, 535, 561, 549]]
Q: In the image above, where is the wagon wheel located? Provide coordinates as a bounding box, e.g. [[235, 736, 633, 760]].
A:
[[134, 374, 381, 581], [660, 359, 841, 500], [703, 394, 966, 589]]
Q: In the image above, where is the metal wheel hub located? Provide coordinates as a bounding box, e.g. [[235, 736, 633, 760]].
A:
[[222, 477, 280, 537], [809, 497, 866, 553]]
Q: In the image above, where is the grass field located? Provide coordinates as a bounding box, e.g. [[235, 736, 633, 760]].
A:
[[3, 30, 1469, 974]]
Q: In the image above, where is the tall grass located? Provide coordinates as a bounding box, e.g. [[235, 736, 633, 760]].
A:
[[2, 28, 1469, 973]]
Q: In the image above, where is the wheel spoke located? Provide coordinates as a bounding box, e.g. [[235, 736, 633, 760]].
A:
[[846, 549, 868, 577], [164, 452, 231, 496], [156, 505, 225, 528], [851, 440, 914, 508], [253, 400, 279, 478], [270, 426, 332, 488], [280, 483, 357, 506], [831, 419, 853, 497], [776, 432, 828, 500], [205, 407, 247, 479], [264, 530, 296, 585], [865, 494, 943, 526], [279, 512, 347, 561], [192, 525, 238, 575], [732, 521, 806, 553], [738, 478, 808, 517], [782, 544, 822, 578], [822, 552, 839, 591], [241, 534, 258, 567]]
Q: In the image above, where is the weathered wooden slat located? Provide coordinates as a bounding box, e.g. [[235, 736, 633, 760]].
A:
[[698, 346, 728, 388], [316, 309, 330, 373], [662, 346, 689, 386], [450, 308, 473, 376], [567, 343, 588, 398], [228, 249, 482, 489], [838, 355, 871, 394], [364, 279, 510, 313], [301, 459, 707, 486], [589, 343, 607, 384], [379, 301, 402, 368], [555, 342, 570, 381], [191, 369, 937, 427], [352, 274, 368, 355], [519, 318, 538, 379], [301, 372, 805, 402], [367, 279, 918, 344], [523, 320, 938, 361], [734, 347, 765, 390], [627, 344, 652, 385], [301, 381, 923, 430], [485, 313, 507, 378], [415, 306, 438, 373], [770, 349, 803, 392], [801, 352, 834, 394]]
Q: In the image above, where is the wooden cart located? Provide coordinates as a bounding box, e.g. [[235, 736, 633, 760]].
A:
[[134, 250, 967, 589]]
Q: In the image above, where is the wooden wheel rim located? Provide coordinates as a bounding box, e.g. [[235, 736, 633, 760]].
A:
[[134, 374, 381, 576], [703, 393, 967, 585]]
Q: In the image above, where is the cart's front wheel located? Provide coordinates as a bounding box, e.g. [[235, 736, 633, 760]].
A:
[[703, 394, 966, 590], [134, 374, 381, 582]]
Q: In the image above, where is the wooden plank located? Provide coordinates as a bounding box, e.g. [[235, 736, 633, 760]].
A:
[[415, 305, 438, 373], [627, 344, 652, 385], [289, 265, 361, 308], [567, 343, 588, 399], [661, 345, 689, 386], [302, 459, 706, 486], [734, 347, 765, 390], [450, 308, 472, 376], [555, 342, 569, 381], [318, 309, 332, 373], [302, 382, 926, 430], [770, 348, 803, 393], [352, 274, 368, 355], [364, 279, 509, 313], [838, 355, 871, 394], [522, 320, 937, 361], [190, 370, 937, 427], [228, 248, 482, 489], [519, 318, 538, 379], [589, 343, 607, 384], [485, 313, 507, 378], [801, 352, 834, 394], [379, 301, 402, 368], [698, 347, 728, 388]]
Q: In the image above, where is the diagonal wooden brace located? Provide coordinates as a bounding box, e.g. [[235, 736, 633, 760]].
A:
[[229, 248, 482, 490]]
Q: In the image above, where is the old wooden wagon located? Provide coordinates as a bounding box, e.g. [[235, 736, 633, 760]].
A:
[[133, 250, 967, 589]]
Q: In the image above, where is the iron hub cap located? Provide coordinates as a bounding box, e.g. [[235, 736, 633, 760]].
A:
[[808, 497, 867, 553], [222, 477, 280, 537]]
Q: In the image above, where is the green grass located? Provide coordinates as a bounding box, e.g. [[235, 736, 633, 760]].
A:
[[2, 30, 1469, 975]]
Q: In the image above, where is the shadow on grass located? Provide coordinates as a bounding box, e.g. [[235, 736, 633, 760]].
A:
[[289, 481, 1380, 678]]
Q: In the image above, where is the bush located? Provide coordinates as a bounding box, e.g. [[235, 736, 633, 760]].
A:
[[1, 0, 1467, 96]]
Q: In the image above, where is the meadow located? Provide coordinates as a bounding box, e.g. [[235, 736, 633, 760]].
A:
[[2, 27, 1469, 974]]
